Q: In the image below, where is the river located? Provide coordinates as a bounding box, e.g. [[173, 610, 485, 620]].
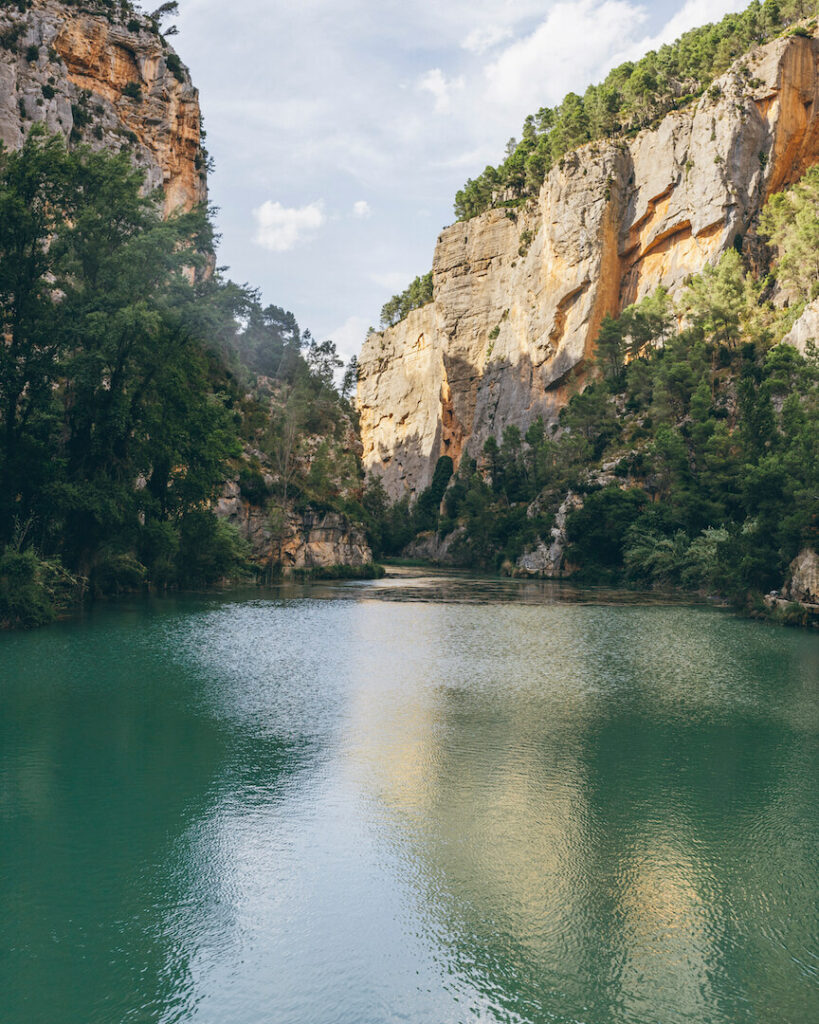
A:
[[1, 575, 817, 1023]]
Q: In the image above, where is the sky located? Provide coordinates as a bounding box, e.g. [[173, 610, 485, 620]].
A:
[[171, 0, 749, 364]]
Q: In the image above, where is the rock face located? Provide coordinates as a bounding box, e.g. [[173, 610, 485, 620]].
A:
[[359, 32, 819, 499], [0, 1, 206, 215], [516, 492, 584, 579], [782, 298, 819, 354], [785, 548, 819, 605], [402, 527, 464, 565], [216, 481, 373, 572]]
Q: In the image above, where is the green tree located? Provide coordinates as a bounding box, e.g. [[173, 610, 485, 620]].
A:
[[0, 129, 76, 539], [305, 335, 343, 387], [380, 272, 434, 328], [681, 250, 750, 349], [595, 314, 627, 388], [0, 128, 243, 589], [414, 455, 454, 532], [566, 487, 649, 573], [341, 355, 359, 401], [760, 164, 819, 299]]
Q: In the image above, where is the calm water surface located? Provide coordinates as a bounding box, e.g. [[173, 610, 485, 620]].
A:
[[1, 575, 818, 1024]]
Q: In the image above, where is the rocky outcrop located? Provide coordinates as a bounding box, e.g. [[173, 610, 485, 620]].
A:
[[402, 527, 464, 565], [785, 548, 819, 605], [516, 492, 584, 578], [359, 31, 819, 499], [0, 1, 206, 214], [216, 480, 373, 573], [782, 298, 819, 354]]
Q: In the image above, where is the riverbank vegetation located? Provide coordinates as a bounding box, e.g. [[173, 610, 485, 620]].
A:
[[0, 128, 364, 627], [364, 169, 819, 609]]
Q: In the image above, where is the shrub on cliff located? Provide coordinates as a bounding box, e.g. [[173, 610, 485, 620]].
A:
[[760, 164, 819, 300], [165, 52, 185, 82], [239, 460, 271, 505], [380, 272, 433, 328]]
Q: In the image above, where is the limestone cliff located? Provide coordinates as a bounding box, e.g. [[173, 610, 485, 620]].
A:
[[217, 482, 373, 574], [359, 31, 819, 499], [0, 0, 206, 214]]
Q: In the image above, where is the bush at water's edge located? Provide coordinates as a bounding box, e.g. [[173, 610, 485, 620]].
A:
[[0, 548, 83, 629]]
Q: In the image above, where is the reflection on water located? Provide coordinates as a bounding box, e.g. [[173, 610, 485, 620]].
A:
[[1, 577, 817, 1024], [294, 567, 713, 606]]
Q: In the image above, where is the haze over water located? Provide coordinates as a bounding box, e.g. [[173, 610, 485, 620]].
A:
[[2, 577, 818, 1024]]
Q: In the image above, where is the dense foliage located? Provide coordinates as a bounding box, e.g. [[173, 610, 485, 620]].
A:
[[226, 303, 363, 527], [367, 170, 819, 605], [0, 127, 242, 607], [0, 128, 360, 624], [454, 0, 815, 221]]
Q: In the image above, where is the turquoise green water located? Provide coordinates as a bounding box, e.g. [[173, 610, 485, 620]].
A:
[[1, 577, 817, 1024]]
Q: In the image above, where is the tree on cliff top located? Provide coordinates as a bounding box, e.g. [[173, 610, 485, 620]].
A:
[[149, 2, 179, 33], [454, 0, 819, 222], [150, 1, 179, 18], [380, 272, 433, 328]]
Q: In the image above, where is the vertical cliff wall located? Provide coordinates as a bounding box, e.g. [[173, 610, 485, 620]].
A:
[[358, 32, 819, 499], [0, 0, 206, 215]]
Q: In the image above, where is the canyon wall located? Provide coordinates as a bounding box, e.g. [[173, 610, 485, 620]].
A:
[[0, 0, 206, 215], [358, 32, 819, 499]]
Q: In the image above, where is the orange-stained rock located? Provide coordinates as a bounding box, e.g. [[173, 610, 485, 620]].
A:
[[358, 32, 819, 499], [0, 0, 206, 216]]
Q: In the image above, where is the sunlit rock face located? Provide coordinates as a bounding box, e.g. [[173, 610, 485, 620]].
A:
[[358, 32, 819, 500], [0, 1, 206, 216], [216, 480, 374, 571]]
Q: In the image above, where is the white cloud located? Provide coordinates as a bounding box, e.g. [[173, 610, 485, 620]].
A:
[[480, 0, 749, 122], [178, 0, 754, 349], [419, 68, 465, 114], [462, 25, 513, 55], [252, 200, 325, 252], [484, 1, 647, 115], [647, 0, 747, 49], [352, 200, 372, 218], [329, 315, 372, 361], [431, 145, 500, 170]]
